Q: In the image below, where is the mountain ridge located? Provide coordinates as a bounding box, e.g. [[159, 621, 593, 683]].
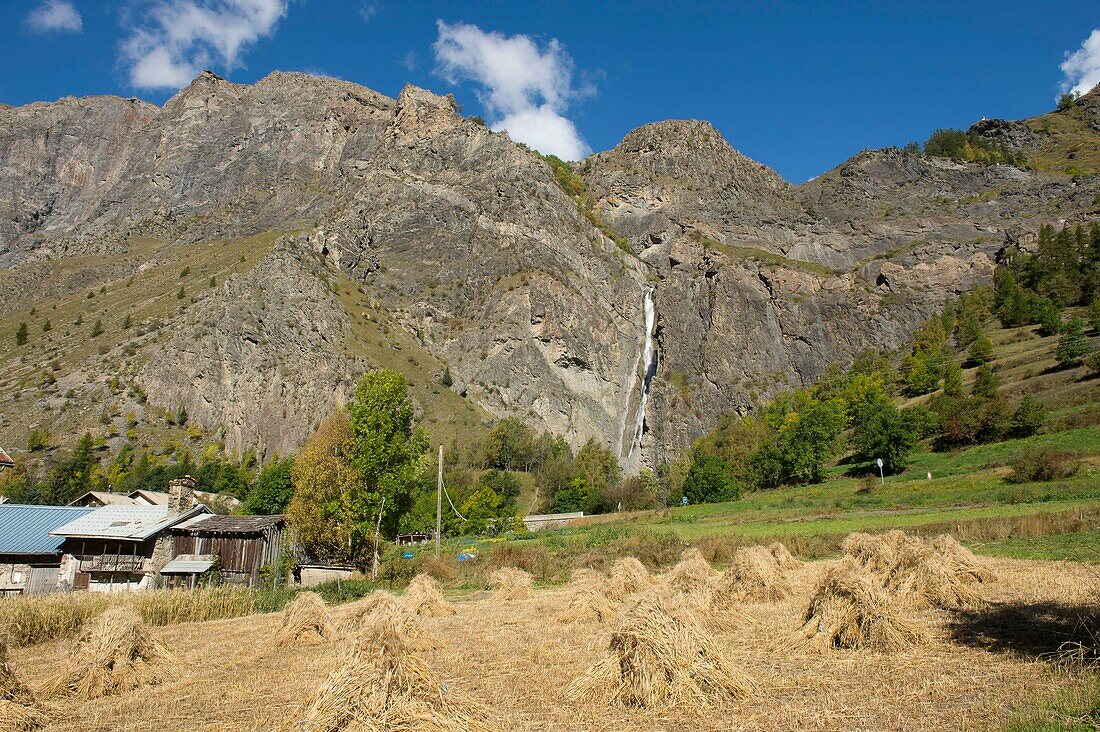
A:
[[0, 72, 1097, 472]]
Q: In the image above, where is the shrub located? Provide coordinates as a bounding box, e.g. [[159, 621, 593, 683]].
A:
[[90, 319, 104, 337], [1010, 395, 1047, 438], [1087, 351, 1100, 377], [1006, 450, 1078, 483], [967, 335, 994, 365], [971, 364, 1000, 399], [15, 321, 28, 345], [1055, 317, 1093, 368]]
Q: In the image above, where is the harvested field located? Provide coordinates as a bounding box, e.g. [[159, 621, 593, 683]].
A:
[[8, 551, 1097, 731]]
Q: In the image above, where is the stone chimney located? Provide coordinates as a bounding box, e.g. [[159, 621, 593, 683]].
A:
[[167, 475, 197, 515]]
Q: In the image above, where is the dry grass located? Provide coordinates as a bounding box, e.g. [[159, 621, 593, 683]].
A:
[[276, 592, 336, 648], [293, 615, 497, 732], [569, 588, 754, 709], [0, 586, 278, 650], [1, 635, 51, 731], [40, 608, 175, 699], [768, 542, 802, 570], [402, 574, 456, 617], [490, 568, 533, 601], [792, 557, 928, 652], [605, 557, 655, 602], [712, 546, 791, 605], [663, 547, 720, 595]]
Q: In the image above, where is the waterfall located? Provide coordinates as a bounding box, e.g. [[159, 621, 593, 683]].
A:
[[629, 286, 657, 458]]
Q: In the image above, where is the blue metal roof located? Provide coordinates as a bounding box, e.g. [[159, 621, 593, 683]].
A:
[[0, 504, 95, 555]]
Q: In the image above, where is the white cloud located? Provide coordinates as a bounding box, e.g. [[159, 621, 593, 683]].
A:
[[25, 0, 83, 34], [1061, 29, 1100, 97], [433, 20, 592, 160], [121, 0, 289, 91], [359, 2, 377, 23]]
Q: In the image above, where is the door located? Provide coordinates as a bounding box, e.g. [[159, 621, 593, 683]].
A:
[[26, 566, 60, 595]]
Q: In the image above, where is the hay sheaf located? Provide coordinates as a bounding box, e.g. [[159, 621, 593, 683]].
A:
[[664, 548, 720, 595], [277, 592, 336, 647], [490, 568, 533, 601], [403, 574, 456, 617], [294, 615, 497, 732], [930, 534, 992, 583], [605, 557, 655, 602], [41, 607, 175, 699], [340, 591, 403, 632], [768, 542, 803, 570], [557, 570, 617, 624], [568, 589, 754, 709], [792, 558, 928, 652], [843, 530, 924, 574], [883, 540, 985, 610], [712, 547, 791, 605], [1, 635, 51, 731]]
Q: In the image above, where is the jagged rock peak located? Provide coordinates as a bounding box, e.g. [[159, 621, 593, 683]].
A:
[[595, 119, 788, 191]]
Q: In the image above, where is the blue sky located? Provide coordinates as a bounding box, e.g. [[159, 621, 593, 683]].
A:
[[2, 1, 1097, 182]]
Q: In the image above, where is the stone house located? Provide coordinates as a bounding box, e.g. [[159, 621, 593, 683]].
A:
[[0, 504, 93, 595], [51, 477, 210, 592]]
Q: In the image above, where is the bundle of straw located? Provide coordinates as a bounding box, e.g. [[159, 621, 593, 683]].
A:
[[843, 530, 924, 574], [569, 590, 754, 709], [768, 541, 803, 570], [340, 591, 403, 632], [883, 539, 985, 609], [930, 534, 991, 583], [42, 607, 176, 699], [490, 568, 533, 601], [277, 592, 336, 647], [1, 635, 51, 731], [664, 547, 720, 595], [293, 615, 498, 732], [557, 570, 617, 624], [711, 546, 790, 605], [792, 557, 927, 652], [402, 574, 456, 617], [604, 557, 655, 602]]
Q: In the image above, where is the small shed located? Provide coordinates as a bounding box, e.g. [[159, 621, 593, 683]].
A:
[[0, 504, 94, 595], [170, 514, 285, 586], [298, 564, 357, 587]]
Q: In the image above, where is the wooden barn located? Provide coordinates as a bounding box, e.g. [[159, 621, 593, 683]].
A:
[[169, 514, 286, 587]]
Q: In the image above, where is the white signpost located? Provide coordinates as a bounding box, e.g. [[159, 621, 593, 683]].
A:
[[876, 457, 885, 486]]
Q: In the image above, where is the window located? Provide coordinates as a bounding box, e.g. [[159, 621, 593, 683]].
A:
[[11, 570, 24, 584]]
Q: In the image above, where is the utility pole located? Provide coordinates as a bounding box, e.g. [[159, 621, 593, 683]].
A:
[[435, 444, 443, 558]]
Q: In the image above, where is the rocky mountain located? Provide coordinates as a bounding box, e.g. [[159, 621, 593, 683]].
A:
[[1, 73, 1097, 471]]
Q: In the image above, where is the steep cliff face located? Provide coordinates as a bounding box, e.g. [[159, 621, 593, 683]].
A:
[[303, 85, 650, 465], [139, 241, 364, 457], [0, 73, 1097, 469], [581, 105, 1098, 467]]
